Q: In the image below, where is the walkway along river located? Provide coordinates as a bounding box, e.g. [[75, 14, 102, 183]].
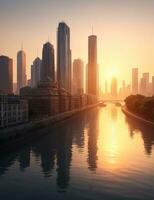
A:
[[0, 103, 154, 200]]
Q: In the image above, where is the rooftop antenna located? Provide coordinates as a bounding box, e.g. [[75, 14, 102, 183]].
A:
[[92, 25, 93, 35]]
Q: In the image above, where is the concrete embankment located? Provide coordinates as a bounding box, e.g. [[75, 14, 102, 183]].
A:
[[0, 104, 98, 143], [122, 106, 154, 127]]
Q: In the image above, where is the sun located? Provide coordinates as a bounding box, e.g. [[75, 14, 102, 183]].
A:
[[106, 67, 119, 79]]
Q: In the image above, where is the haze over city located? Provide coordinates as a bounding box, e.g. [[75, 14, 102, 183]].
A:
[[1, 1, 154, 200], [1, 0, 154, 89]]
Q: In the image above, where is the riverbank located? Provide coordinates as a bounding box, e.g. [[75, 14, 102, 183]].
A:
[[0, 104, 98, 145], [122, 105, 154, 127]]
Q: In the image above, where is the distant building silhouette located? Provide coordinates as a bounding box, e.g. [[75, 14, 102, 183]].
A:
[[57, 22, 71, 93], [73, 59, 84, 95], [41, 42, 55, 82], [111, 77, 118, 100], [31, 57, 42, 87], [88, 35, 98, 96], [0, 55, 13, 94], [139, 73, 149, 96], [143, 73, 150, 96], [132, 68, 138, 94], [85, 63, 88, 94], [17, 50, 27, 94], [140, 77, 146, 96]]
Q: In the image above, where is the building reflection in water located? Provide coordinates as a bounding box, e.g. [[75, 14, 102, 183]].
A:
[[32, 133, 56, 177], [87, 108, 98, 172], [111, 106, 118, 121], [125, 116, 154, 155], [0, 105, 154, 195], [0, 112, 88, 191], [56, 125, 73, 191], [18, 146, 31, 171]]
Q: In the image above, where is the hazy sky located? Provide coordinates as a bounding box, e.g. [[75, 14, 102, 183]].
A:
[[1, 0, 154, 89]]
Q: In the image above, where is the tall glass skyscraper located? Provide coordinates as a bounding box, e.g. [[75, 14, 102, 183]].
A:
[[41, 42, 55, 82], [0, 55, 13, 94], [88, 35, 98, 96], [73, 59, 84, 95], [57, 22, 71, 93], [31, 57, 42, 87], [17, 50, 27, 93]]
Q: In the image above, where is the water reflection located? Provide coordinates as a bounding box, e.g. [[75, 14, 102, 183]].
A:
[[111, 106, 118, 121], [0, 113, 90, 191], [125, 116, 154, 155], [0, 105, 154, 199], [87, 109, 98, 172]]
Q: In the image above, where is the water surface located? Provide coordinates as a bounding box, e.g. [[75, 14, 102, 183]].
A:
[[0, 104, 154, 200]]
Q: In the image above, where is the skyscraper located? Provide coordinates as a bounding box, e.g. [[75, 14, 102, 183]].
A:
[[111, 77, 118, 100], [88, 35, 97, 96], [140, 77, 146, 96], [17, 50, 27, 93], [57, 22, 71, 93], [132, 68, 138, 94], [143, 73, 150, 96], [31, 57, 42, 87], [0, 55, 13, 94], [41, 42, 55, 82], [73, 59, 84, 95]]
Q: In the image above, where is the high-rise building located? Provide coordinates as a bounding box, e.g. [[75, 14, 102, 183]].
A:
[[86, 63, 88, 94], [111, 77, 118, 100], [142, 73, 149, 96], [31, 57, 42, 87], [140, 77, 146, 96], [88, 35, 97, 96], [17, 50, 27, 93], [57, 22, 71, 93], [132, 68, 138, 94], [73, 59, 84, 95], [41, 42, 55, 82], [0, 55, 13, 94]]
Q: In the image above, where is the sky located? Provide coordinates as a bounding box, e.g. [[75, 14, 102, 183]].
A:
[[1, 0, 154, 90]]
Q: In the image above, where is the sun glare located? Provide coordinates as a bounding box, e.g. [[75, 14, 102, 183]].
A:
[[106, 67, 119, 79]]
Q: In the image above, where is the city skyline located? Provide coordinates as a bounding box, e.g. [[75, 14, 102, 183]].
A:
[[1, 0, 154, 89]]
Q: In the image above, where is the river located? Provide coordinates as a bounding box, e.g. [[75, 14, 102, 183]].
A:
[[0, 103, 154, 200]]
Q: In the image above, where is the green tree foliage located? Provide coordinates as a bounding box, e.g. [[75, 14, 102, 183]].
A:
[[125, 95, 154, 121]]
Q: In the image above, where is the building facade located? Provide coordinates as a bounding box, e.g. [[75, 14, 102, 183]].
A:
[[41, 42, 55, 82], [88, 35, 98, 96], [31, 57, 42, 87], [17, 50, 27, 94], [132, 68, 138, 94], [73, 59, 84, 95], [57, 22, 71, 93], [0, 55, 13, 94], [0, 94, 28, 128]]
